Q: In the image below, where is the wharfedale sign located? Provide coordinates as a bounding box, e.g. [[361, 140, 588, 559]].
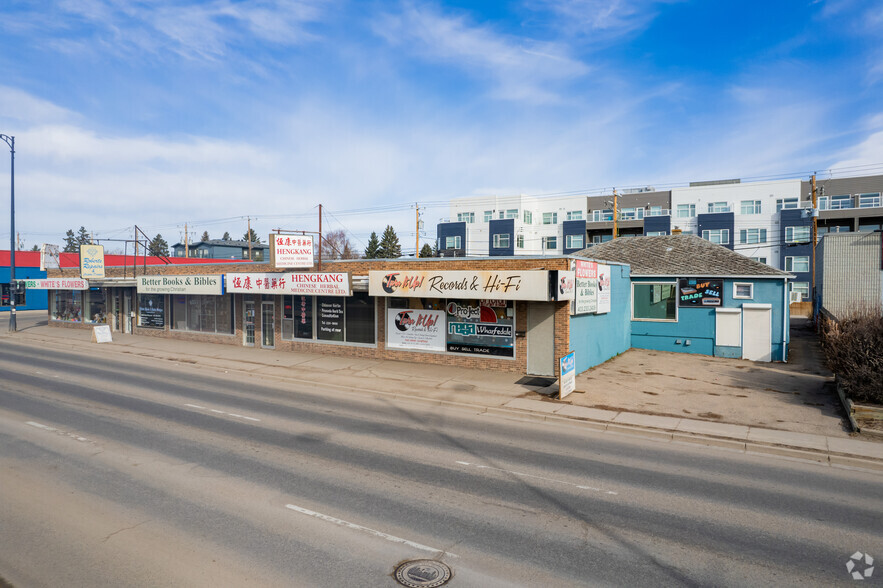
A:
[[368, 270, 551, 301], [226, 272, 352, 297], [271, 234, 314, 268], [24, 278, 89, 290], [137, 275, 223, 295]]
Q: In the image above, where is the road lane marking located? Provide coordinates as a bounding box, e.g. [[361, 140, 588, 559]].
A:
[[26, 421, 89, 442], [455, 461, 618, 495], [183, 404, 261, 422], [284, 503, 458, 557]]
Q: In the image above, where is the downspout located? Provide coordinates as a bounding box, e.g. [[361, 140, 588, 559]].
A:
[[782, 277, 789, 362]]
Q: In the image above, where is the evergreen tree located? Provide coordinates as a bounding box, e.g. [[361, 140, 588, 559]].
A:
[[419, 243, 433, 258], [148, 234, 169, 257], [222, 231, 231, 241], [431, 240, 439, 257], [76, 226, 90, 245], [243, 228, 261, 243], [30, 244, 39, 251], [364, 231, 380, 259], [378, 225, 402, 258], [200, 230, 210, 242], [63, 229, 78, 252]]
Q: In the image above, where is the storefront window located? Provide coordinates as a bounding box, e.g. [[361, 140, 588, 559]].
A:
[[88, 289, 107, 323], [281, 294, 375, 344], [138, 294, 165, 328], [171, 295, 233, 334], [51, 290, 83, 322], [317, 296, 345, 341], [282, 295, 314, 339], [632, 283, 677, 321], [445, 299, 515, 357]]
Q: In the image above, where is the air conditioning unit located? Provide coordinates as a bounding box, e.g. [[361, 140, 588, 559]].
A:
[[789, 292, 803, 303]]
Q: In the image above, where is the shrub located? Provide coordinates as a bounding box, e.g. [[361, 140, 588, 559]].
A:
[[819, 309, 883, 404]]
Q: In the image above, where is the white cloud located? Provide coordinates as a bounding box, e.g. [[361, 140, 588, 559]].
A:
[[0, 86, 79, 127], [373, 2, 589, 103], [529, 0, 680, 39]]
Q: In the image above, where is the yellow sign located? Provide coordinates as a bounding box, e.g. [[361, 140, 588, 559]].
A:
[[80, 244, 106, 279]]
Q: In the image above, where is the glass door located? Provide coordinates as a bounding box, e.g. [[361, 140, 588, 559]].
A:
[[244, 300, 255, 346], [261, 300, 275, 348]]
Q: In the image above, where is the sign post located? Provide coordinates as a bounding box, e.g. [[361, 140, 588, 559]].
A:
[[559, 351, 576, 399]]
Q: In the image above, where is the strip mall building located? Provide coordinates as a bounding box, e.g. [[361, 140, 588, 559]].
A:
[[43, 250, 628, 377]]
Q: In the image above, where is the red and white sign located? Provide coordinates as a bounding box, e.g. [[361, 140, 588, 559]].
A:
[[574, 260, 597, 279], [386, 308, 446, 352], [572, 260, 598, 315], [226, 272, 351, 297], [24, 278, 88, 290], [596, 264, 611, 314], [272, 234, 314, 268]]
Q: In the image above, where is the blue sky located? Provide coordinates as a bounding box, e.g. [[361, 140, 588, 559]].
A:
[[1, 0, 881, 254]]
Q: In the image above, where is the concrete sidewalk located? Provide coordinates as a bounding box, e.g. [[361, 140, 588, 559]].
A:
[[5, 315, 883, 473]]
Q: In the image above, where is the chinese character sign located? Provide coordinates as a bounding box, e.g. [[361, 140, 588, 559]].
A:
[[272, 234, 314, 268]]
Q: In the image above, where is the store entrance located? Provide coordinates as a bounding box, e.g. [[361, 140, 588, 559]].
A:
[[527, 302, 555, 376], [261, 300, 275, 348]]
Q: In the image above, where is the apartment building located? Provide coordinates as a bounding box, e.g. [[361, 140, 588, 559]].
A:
[[436, 174, 883, 303]]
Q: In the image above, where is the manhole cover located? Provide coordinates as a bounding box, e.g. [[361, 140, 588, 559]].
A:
[[394, 560, 452, 587]]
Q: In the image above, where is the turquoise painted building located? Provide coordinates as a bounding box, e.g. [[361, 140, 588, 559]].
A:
[[568, 262, 632, 374], [574, 235, 792, 362]]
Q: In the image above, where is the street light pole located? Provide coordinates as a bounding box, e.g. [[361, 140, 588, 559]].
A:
[[0, 134, 14, 332]]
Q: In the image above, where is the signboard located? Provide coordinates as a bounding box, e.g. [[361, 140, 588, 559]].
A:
[[79, 244, 105, 279], [386, 308, 446, 352], [369, 270, 551, 301], [226, 272, 351, 297], [596, 264, 611, 314], [678, 278, 722, 306], [40, 244, 60, 271], [553, 271, 575, 301], [317, 296, 344, 341], [445, 300, 515, 356], [271, 234, 314, 269], [138, 294, 165, 328], [137, 275, 223, 295], [559, 351, 576, 399], [24, 278, 88, 290], [571, 260, 598, 315], [91, 325, 112, 343]]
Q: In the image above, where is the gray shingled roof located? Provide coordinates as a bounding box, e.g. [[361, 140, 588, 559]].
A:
[[574, 234, 791, 277]]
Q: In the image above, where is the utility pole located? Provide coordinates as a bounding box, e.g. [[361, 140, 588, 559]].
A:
[[247, 217, 252, 261], [415, 203, 420, 257], [612, 188, 619, 240], [811, 174, 818, 316], [134, 225, 139, 259], [318, 204, 323, 271], [1, 134, 15, 332], [184, 222, 189, 258]]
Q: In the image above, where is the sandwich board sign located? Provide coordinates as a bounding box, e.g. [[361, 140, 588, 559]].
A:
[[559, 351, 576, 399]]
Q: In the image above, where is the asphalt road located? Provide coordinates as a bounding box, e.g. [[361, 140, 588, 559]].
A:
[[0, 336, 881, 587]]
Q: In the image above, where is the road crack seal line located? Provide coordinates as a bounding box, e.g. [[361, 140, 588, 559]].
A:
[[101, 520, 151, 543], [455, 461, 618, 495], [183, 403, 261, 422], [26, 421, 92, 443]]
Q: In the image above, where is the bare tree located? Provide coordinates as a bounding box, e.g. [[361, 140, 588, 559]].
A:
[[321, 229, 359, 260]]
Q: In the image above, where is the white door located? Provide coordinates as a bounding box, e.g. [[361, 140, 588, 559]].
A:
[[742, 305, 772, 362], [527, 302, 555, 376]]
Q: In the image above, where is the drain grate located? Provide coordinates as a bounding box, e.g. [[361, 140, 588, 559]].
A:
[[394, 560, 452, 587]]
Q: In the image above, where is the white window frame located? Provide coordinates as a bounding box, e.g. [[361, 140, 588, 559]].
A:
[[542, 212, 558, 225], [740, 228, 767, 244], [566, 210, 583, 221], [733, 282, 754, 300], [543, 236, 557, 250], [523, 210, 532, 224], [858, 193, 882, 208], [646, 231, 666, 237], [785, 256, 810, 273], [457, 212, 475, 223], [483, 210, 493, 222], [631, 281, 678, 322], [707, 202, 729, 213], [516, 234, 524, 248], [750, 256, 768, 264], [702, 228, 730, 245], [790, 281, 809, 301], [493, 233, 510, 248], [785, 226, 810, 243], [445, 236, 462, 249], [565, 234, 584, 249], [676, 204, 696, 218], [592, 210, 613, 222], [776, 198, 799, 211], [740, 200, 761, 215]]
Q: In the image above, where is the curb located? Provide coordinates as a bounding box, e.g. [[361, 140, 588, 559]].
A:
[[11, 330, 883, 474]]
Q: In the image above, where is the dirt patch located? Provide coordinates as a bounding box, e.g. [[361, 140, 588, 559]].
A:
[[698, 412, 723, 420], [643, 391, 659, 396]]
